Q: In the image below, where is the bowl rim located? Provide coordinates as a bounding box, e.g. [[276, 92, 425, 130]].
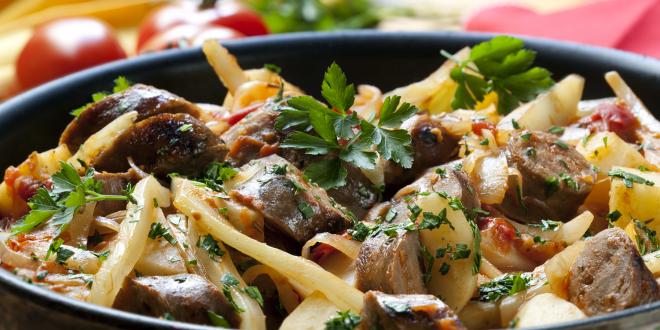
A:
[[0, 30, 659, 330]]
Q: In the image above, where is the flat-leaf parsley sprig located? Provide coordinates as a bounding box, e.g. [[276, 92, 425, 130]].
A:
[[276, 62, 418, 189], [11, 162, 134, 236], [444, 36, 555, 114]]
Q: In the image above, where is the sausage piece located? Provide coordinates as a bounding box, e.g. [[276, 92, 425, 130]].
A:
[[61, 84, 201, 151], [568, 228, 660, 316], [229, 154, 350, 243], [92, 171, 139, 216], [500, 131, 595, 223], [385, 114, 460, 187], [92, 113, 227, 176], [360, 291, 466, 330], [113, 274, 239, 326]]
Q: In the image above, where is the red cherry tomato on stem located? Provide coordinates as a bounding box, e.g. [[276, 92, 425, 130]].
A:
[[16, 18, 126, 90]]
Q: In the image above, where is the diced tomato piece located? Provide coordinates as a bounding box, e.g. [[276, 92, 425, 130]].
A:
[[577, 101, 640, 143], [472, 121, 497, 136], [227, 103, 262, 125], [310, 243, 337, 263]]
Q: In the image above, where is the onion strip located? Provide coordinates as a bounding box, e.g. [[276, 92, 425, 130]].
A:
[[172, 178, 364, 312], [88, 176, 170, 307]]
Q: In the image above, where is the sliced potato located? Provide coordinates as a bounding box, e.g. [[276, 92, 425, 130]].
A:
[[498, 74, 584, 131], [608, 167, 660, 231], [280, 291, 339, 330], [416, 193, 477, 312], [514, 293, 586, 327], [576, 131, 654, 174]]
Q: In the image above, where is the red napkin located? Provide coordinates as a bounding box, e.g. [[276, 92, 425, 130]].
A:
[[465, 0, 660, 57]]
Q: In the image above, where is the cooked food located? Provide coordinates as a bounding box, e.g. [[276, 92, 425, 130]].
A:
[[0, 36, 659, 330]]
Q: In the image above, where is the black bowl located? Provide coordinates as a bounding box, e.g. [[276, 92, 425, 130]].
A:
[[0, 31, 658, 329]]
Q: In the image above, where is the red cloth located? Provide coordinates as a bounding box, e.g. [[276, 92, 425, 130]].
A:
[[465, 0, 660, 57]]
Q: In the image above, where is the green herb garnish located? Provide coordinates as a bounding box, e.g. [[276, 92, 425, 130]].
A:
[[70, 76, 132, 116], [608, 169, 655, 188], [445, 36, 554, 114], [325, 310, 361, 330]]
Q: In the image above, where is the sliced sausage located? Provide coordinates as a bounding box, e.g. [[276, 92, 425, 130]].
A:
[[113, 274, 239, 326], [568, 228, 660, 316], [229, 154, 350, 243], [360, 291, 466, 330], [327, 164, 380, 221], [92, 171, 139, 216], [61, 84, 201, 151], [355, 227, 426, 294], [92, 113, 227, 176], [500, 131, 595, 223], [394, 162, 480, 214], [385, 114, 460, 187]]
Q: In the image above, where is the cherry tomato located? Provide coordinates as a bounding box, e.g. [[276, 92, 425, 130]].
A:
[[138, 24, 243, 54], [16, 18, 126, 90], [136, 0, 268, 50]]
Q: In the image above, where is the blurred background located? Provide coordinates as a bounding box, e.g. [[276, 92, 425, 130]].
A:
[[0, 0, 655, 100]]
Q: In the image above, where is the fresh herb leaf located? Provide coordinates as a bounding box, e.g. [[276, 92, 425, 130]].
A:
[[420, 245, 434, 285], [243, 286, 264, 307], [177, 123, 193, 132], [446, 36, 554, 114], [378, 95, 417, 128], [633, 219, 659, 255], [11, 162, 129, 236], [148, 222, 177, 245], [304, 158, 348, 190], [544, 176, 559, 196], [263, 63, 282, 74], [554, 140, 569, 150], [548, 126, 564, 135], [321, 62, 355, 113], [220, 274, 245, 313], [208, 310, 231, 327], [559, 173, 579, 191], [606, 210, 622, 227], [608, 169, 655, 188], [197, 234, 224, 261], [71, 76, 131, 116], [325, 310, 361, 330], [529, 219, 561, 232], [298, 201, 314, 219], [478, 273, 533, 302]]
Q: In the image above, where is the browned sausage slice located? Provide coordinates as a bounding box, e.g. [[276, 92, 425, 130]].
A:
[[113, 274, 239, 326], [92, 113, 227, 176], [500, 131, 595, 223], [229, 154, 350, 243], [61, 84, 201, 151], [568, 228, 660, 316], [360, 291, 466, 330]]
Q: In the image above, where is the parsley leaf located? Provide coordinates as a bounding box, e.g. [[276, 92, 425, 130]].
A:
[[11, 162, 130, 236], [325, 310, 361, 330], [197, 234, 224, 262], [478, 273, 533, 302], [277, 63, 417, 189], [321, 62, 355, 113], [608, 169, 655, 188], [208, 310, 230, 327], [446, 36, 554, 114], [70, 76, 131, 116], [148, 222, 177, 245]]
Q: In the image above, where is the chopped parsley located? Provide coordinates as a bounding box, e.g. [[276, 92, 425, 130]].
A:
[[91, 250, 110, 262], [524, 147, 536, 158], [606, 210, 622, 227], [548, 126, 564, 135], [243, 286, 264, 307], [436, 243, 471, 261], [70, 76, 132, 116], [479, 138, 489, 146], [478, 273, 533, 302], [417, 208, 452, 230], [148, 222, 177, 245], [511, 119, 521, 129], [420, 246, 434, 285], [197, 234, 224, 261], [11, 162, 131, 236], [633, 219, 659, 255], [439, 262, 451, 275], [297, 201, 314, 219], [277, 62, 417, 189], [435, 167, 447, 178], [559, 173, 579, 191], [269, 164, 288, 175], [445, 36, 554, 114], [325, 310, 361, 330], [263, 63, 282, 74], [544, 176, 559, 196], [608, 169, 655, 188], [528, 219, 561, 232], [208, 310, 231, 327], [520, 132, 532, 141], [220, 274, 245, 313], [194, 162, 239, 192], [177, 123, 193, 132], [46, 238, 75, 265], [554, 140, 569, 150], [383, 300, 411, 315]]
